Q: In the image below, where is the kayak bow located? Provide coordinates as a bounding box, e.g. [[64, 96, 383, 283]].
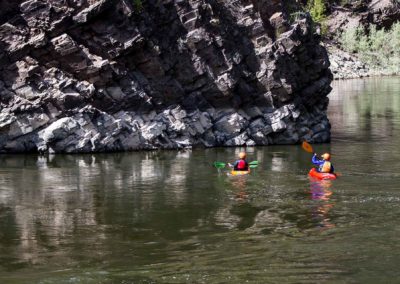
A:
[[230, 170, 251, 176]]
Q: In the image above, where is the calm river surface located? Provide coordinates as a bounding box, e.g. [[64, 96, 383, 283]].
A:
[[1, 77, 400, 283]]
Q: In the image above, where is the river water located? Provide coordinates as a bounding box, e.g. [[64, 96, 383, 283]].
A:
[[1, 77, 400, 283]]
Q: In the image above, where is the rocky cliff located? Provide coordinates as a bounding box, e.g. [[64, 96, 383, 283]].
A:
[[0, 0, 332, 153]]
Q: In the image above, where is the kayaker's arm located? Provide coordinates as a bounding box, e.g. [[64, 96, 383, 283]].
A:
[[228, 161, 239, 168], [311, 154, 324, 166]]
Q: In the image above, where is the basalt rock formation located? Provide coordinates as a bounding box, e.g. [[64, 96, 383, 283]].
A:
[[0, 0, 332, 153]]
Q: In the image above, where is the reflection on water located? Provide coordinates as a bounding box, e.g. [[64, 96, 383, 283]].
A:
[[309, 179, 335, 230], [230, 176, 249, 200], [1, 77, 400, 282], [329, 78, 400, 142]]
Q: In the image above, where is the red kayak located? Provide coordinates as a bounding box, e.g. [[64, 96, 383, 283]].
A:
[[308, 168, 337, 180]]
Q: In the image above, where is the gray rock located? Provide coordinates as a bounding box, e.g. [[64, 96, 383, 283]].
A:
[[225, 132, 249, 146], [271, 120, 286, 133], [0, 0, 332, 153], [51, 34, 79, 56], [39, 117, 79, 143], [214, 113, 248, 138], [140, 122, 166, 141], [73, 0, 113, 24], [106, 87, 125, 101]]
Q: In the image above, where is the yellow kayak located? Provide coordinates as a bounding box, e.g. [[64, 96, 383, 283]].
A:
[[230, 170, 250, 176]]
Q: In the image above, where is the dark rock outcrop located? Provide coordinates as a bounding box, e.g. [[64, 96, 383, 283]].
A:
[[366, 0, 400, 29], [327, 0, 400, 38], [0, 0, 332, 153]]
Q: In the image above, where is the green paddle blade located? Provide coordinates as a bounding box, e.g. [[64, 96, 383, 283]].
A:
[[249, 164, 258, 169], [249, 161, 258, 166], [213, 162, 226, 169]]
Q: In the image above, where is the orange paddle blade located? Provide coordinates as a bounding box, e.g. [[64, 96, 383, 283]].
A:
[[302, 141, 313, 153]]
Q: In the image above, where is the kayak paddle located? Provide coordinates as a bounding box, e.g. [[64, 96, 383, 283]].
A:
[[248, 161, 259, 168], [213, 161, 258, 169], [302, 141, 314, 153], [213, 162, 226, 169]]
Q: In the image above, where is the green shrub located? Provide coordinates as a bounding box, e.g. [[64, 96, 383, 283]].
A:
[[132, 0, 143, 11], [340, 26, 361, 52], [339, 23, 400, 73], [306, 0, 329, 35], [309, 0, 327, 24]]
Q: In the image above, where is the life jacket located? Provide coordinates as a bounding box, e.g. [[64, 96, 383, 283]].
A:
[[320, 161, 332, 173], [235, 159, 248, 171]]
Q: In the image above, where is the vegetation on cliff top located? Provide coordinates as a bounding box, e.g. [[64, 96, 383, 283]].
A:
[[286, 0, 329, 33], [286, 0, 375, 34], [308, 0, 327, 24], [132, 0, 143, 11]]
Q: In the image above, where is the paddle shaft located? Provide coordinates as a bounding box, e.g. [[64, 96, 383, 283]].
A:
[[214, 160, 258, 169]]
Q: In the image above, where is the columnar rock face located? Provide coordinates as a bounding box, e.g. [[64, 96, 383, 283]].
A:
[[0, 0, 332, 153]]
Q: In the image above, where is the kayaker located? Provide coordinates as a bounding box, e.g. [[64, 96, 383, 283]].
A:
[[229, 152, 249, 171], [312, 153, 334, 173]]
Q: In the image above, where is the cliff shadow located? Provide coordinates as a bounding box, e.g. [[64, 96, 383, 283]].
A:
[[198, 0, 270, 108]]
